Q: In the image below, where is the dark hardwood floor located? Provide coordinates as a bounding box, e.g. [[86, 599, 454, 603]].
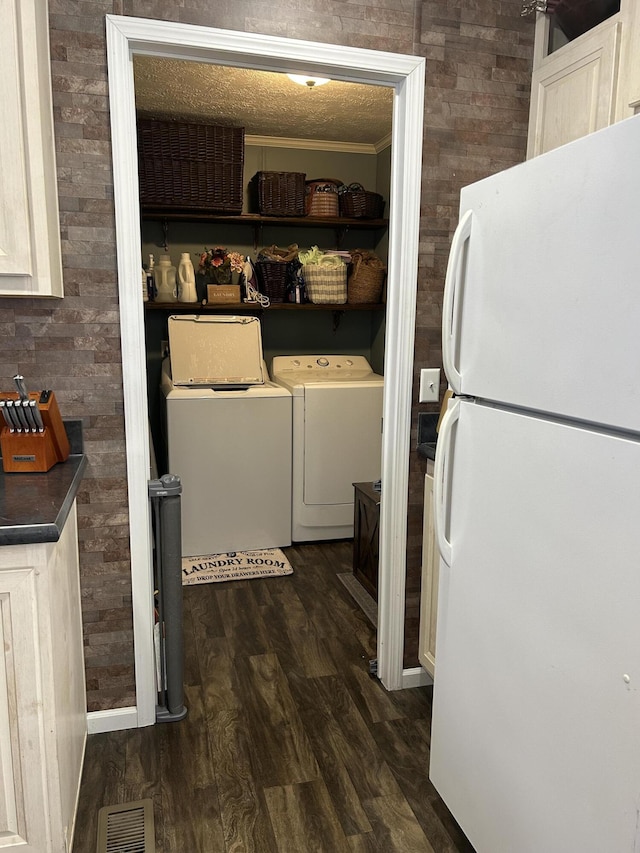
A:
[[72, 541, 475, 852]]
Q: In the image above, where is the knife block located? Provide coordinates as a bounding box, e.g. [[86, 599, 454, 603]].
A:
[[0, 391, 70, 473]]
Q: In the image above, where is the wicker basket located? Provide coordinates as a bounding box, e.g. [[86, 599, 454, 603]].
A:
[[348, 265, 385, 304], [137, 119, 244, 212], [255, 261, 289, 302], [302, 264, 347, 304], [340, 183, 385, 219], [305, 179, 342, 217], [250, 172, 306, 216]]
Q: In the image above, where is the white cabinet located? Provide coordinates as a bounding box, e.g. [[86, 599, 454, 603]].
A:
[[0, 0, 63, 297], [0, 504, 86, 851], [527, 2, 640, 158], [418, 467, 439, 679]]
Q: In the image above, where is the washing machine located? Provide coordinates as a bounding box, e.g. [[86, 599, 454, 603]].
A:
[[271, 355, 384, 542], [160, 315, 292, 557]]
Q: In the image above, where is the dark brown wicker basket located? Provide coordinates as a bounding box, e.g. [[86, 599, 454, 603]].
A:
[[137, 119, 244, 213], [250, 172, 306, 216], [255, 260, 289, 302], [339, 184, 385, 219]]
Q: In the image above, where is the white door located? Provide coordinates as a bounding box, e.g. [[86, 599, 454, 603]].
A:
[[430, 398, 640, 853], [443, 114, 640, 432]]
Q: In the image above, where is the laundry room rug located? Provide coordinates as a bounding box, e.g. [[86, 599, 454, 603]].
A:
[[182, 548, 293, 585]]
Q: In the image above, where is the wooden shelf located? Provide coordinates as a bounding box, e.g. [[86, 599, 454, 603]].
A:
[[140, 209, 388, 231], [145, 301, 385, 312]]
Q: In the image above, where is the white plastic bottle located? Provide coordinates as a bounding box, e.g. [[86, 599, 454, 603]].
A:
[[177, 252, 197, 303], [154, 254, 177, 302]]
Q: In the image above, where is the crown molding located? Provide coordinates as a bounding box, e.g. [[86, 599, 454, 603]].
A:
[[244, 133, 379, 154], [375, 132, 392, 153]]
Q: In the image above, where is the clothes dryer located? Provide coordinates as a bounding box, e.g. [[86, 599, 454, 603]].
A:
[[161, 315, 291, 557], [271, 355, 384, 542]]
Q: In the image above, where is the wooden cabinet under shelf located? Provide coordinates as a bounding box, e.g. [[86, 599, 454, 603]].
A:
[[352, 481, 381, 601], [418, 468, 439, 679], [0, 503, 86, 850]]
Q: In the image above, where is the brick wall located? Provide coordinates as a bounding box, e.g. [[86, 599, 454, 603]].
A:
[[406, 2, 534, 665], [0, 0, 533, 710]]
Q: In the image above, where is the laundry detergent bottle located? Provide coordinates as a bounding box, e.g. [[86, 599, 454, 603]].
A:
[[177, 252, 198, 303], [154, 254, 177, 302]]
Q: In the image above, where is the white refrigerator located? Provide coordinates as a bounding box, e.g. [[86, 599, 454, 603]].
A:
[[430, 113, 640, 853]]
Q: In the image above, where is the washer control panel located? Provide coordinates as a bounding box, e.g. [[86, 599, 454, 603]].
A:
[[276, 355, 369, 373]]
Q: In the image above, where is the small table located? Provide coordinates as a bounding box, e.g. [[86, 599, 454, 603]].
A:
[[352, 481, 381, 601]]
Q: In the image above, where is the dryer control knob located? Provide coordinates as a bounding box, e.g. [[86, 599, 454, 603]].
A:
[[317, 357, 330, 367]]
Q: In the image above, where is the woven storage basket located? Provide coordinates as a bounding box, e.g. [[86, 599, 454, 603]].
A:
[[255, 261, 289, 302], [305, 179, 342, 217], [302, 264, 347, 304], [250, 172, 306, 216], [348, 265, 385, 304], [137, 119, 244, 212], [339, 183, 385, 219], [348, 250, 386, 304]]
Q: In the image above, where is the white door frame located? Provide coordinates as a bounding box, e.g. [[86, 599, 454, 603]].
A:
[[100, 14, 425, 732]]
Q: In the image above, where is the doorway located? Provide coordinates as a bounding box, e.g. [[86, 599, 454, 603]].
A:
[[105, 14, 425, 730]]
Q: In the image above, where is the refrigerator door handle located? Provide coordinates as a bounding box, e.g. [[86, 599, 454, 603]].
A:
[[442, 209, 472, 394], [433, 397, 459, 567]]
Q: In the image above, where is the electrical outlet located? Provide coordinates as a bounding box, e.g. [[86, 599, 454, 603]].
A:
[[419, 368, 440, 403]]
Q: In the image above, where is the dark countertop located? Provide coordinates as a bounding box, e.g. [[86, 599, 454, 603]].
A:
[[417, 441, 437, 461], [0, 420, 87, 546], [416, 412, 439, 461]]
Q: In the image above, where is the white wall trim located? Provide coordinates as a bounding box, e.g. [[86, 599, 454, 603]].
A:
[[106, 14, 424, 727], [402, 666, 433, 689], [87, 707, 139, 734]]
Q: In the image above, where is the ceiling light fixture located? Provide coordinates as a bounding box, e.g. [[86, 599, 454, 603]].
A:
[[287, 74, 331, 89]]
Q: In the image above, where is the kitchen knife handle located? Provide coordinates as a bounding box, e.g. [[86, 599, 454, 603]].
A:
[[0, 400, 15, 432], [14, 400, 32, 432], [5, 400, 22, 432], [29, 400, 45, 432], [13, 374, 29, 402]]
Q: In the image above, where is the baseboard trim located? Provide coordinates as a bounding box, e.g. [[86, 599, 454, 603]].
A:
[[87, 706, 139, 734], [402, 666, 433, 688]]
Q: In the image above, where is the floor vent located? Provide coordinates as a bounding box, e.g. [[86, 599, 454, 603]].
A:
[[96, 799, 155, 853]]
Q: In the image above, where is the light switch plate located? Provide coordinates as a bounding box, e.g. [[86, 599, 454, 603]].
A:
[[419, 368, 440, 403]]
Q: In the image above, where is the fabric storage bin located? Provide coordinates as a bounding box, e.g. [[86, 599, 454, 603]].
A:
[[339, 183, 385, 219], [137, 119, 244, 212], [250, 172, 306, 216], [302, 264, 347, 304]]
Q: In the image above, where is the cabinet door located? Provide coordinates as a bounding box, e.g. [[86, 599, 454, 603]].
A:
[[418, 472, 439, 678], [527, 16, 622, 158], [0, 506, 86, 851], [0, 0, 63, 297], [616, 0, 640, 118]]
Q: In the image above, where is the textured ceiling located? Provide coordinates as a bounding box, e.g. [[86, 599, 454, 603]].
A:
[[133, 57, 394, 148]]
